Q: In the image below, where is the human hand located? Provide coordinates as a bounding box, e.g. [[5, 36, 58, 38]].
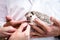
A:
[[4, 16, 28, 28], [9, 23, 30, 40], [30, 17, 60, 38], [0, 26, 16, 37]]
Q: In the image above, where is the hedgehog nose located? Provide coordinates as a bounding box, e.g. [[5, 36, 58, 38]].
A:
[[27, 17, 30, 20]]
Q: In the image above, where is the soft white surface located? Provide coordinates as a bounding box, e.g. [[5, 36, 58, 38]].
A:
[[31, 37, 55, 40]]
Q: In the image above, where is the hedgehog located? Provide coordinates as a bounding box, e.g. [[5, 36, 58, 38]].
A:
[[25, 11, 52, 32]]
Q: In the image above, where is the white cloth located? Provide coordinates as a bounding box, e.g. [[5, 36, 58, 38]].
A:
[[0, 0, 7, 22], [7, 0, 32, 20], [0, 0, 60, 40]]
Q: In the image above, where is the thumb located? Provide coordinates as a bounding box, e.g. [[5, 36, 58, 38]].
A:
[[24, 25, 30, 40], [6, 16, 13, 22], [24, 25, 30, 35], [17, 23, 28, 32], [50, 17, 60, 26]]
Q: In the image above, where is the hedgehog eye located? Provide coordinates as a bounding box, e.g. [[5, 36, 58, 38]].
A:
[[30, 16, 32, 17], [31, 12, 34, 15]]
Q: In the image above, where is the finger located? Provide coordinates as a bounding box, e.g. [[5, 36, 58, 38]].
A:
[[6, 28, 16, 33], [50, 17, 60, 26], [34, 18, 51, 32], [10, 19, 28, 26], [2, 26, 16, 33], [24, 25, 30, 40], [17, 23, 28, 32], [31, 35, 46, 38], [24, 25, 30, 36], [30, 32, 42, 37], [3, 32, 12, 36], [30, 25, 45, 35], [6, 16, 13, 22], [31, 36, 41, 38], [31, 32, 45, 38], [2, 32, 12, 37]]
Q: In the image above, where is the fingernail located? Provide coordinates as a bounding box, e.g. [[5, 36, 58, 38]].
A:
[[23, 23, 28, 27], [50, 17, 53, 21], [29, 23, 34, 26], [34, 18, 38, 21]]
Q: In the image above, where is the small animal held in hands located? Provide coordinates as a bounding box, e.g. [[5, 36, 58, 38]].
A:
[[25, 11, 51, 24], [25, 11, 52, 32]]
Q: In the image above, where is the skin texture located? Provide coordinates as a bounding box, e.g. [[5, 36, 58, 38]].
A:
[[9, 23, 30, 40], [4, 16, 28, 28], [30, 17, 60, 38], [0, 26, 16, 37], [0, 16, 27, 37], [1, 16, 60, 39]]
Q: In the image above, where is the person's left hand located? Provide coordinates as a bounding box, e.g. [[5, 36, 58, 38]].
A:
[[9, 23, 30, 40], [4, 16, 28, 28], [0, 26, 16, 37], [30, 17, 60, 38]]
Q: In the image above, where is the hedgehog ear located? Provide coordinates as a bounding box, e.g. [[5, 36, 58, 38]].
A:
[[31, 12, 34, 15], [25, 13, 28, 16]]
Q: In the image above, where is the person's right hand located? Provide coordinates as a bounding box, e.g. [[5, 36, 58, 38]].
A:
[[0, 26, 16, 37], [30, 17, 60, 38], [9, 23, 30, 40]]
